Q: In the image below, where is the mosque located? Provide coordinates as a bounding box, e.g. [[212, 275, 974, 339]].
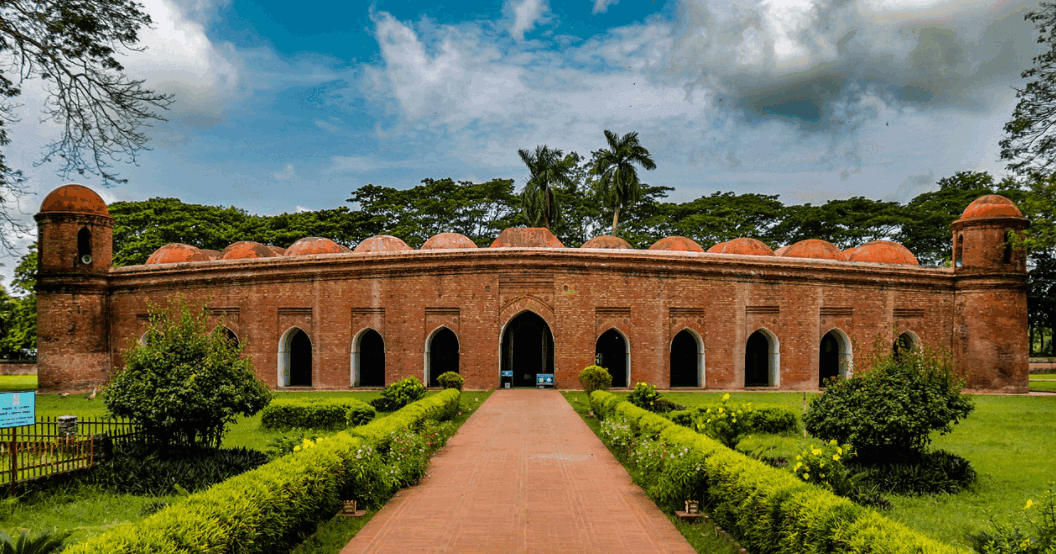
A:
[[34, 184, 1030, 392]]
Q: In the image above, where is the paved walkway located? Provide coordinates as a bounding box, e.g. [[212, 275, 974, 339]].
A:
[[340, 389, 696, 554]]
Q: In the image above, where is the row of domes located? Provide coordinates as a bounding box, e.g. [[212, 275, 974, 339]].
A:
[[144, 228, 919, 266]]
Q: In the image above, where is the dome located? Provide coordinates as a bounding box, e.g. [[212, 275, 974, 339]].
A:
[[39, 184, 109, 216], [285, 237, 350, 256], [421, 233, 478, 250], [581, 235, 633, 249], [268, 245, 286, 256], [843, 246, 859, 259], [648, 236, 704, 253], [219, 241, 279, 260], [707, 237, 774, 256], [200, 249, 221, 260], [354, 235, 413, 253], [958, 195, 1024, 221], [146, 244, 210, 265], [490, 228, 565, 248], [848, 240, 919, 265], [774, 245, 790, 256], [779, 239, 847, 261]]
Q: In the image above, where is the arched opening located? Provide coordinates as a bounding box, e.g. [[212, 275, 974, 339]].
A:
[[221, 327, 239, 348], [1004, 231, 1013, 264], [354, 329, 385, 387], [819, 329, 852, 387], [427, 327, 460, 387], [278, 328, 312, 387], [670, 330, 702, 387], [595, 329, 628, 387], [745, 329, 779, 387], [77, 227, 92, 264], [893, 331, 919, 361], [501, 311, 554, 387]]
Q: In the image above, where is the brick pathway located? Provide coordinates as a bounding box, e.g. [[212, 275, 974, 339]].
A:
[[340, 389, 696, 554]]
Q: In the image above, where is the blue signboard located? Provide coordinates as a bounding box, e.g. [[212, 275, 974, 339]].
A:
[[536, 373, 555, 387], [500, 371, 513, 377], [0, 391, 35, 428]]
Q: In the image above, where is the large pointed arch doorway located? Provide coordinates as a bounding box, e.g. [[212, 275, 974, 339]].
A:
[[670, 330, 701, 387], [427, 328, 460, 387], [501, 312, 554, 387], [745, 329, 778, 387], [355, 329, 385, 387], [819, 329, 851, 387], [279, 328, 312, 387], [595, 329, 628, 387]]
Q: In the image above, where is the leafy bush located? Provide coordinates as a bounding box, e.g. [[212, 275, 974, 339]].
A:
[[803, 343, 974, 462], [369, 376, 427, 412], [578, 365, 612, 394], [0, 530, 69, 554], [80, 441, 270, 495], [692, 393, 752, 448], [599, 416, 636, 460], [436, 371, 464, 391], [670, 405, 800, 436], [969, 486, 1056, 554], [260, 398, 376, 430], [104, 298, 272, 449], [628, 382, 661, 409], [851, 449, 976, 495], [265, 431, 329, 459]]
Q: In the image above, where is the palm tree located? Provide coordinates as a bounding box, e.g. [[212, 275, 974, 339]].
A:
[[518, 145, 574, 229], [591, 130, 656, 235]]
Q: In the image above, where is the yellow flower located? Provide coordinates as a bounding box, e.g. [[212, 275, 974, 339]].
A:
[[832, 454, 840, 461], [294, 445, 302, 451], [836, 447, 843, 455], [811, 448, 822, 456], [829, 439, 837, 445], [820, 473, 826, 479], [1025, 499, 1035, 510], [796, 455, 802, 460], [794, 462, 802, 470], [722, 393, 731, 401], [803, 473, 810, 480], [732, 418, 737, 423]]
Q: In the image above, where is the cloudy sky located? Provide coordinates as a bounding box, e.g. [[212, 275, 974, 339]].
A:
[[0, 0, 1046, 275]]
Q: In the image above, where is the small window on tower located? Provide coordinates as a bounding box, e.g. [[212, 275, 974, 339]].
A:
[[77, 227, 92, 265], [954, 234, 963, 268], [1003, 231, 1013, 264]]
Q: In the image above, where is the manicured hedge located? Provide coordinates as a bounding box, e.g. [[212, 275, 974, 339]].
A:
[[589, 391, 967, 554], [260, 397, 376, 430], [668, 404, 800, 435], [64, 389, 461, 554]]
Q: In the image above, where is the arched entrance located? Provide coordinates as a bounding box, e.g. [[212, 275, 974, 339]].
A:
[[501, 311, 554, 387], [819, 332, 840, 386], [893, 331, 918, 361], [427, 328, 460, 387], [356, 329, 385, 387], [745, 329, 778, 387], [279, 328, 312, 387], [670, 330, 700, 387], [595, 329, 628, 387]]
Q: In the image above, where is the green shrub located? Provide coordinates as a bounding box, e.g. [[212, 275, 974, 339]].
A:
[[578, 365, 612, 394], [261, 398, 376, 430], [370, 376, 427, 412], [803, 343, 974, 462], [969, 485, 1056, 554], [104, 298, 272, 450], [628, 382, 661, 409], [852, 449, 977, 495], [692, 393, 753, 448], [0, 530, 69, 554], [670, 405, 800, 436], [436, 371, 464, 391]]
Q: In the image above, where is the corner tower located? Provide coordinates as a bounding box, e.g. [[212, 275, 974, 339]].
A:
[[34, 184, 113, 390], [951, 195, 1029, 392]]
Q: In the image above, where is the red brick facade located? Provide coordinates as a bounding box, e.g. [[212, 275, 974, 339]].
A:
[[34, 185, 1031, 392]]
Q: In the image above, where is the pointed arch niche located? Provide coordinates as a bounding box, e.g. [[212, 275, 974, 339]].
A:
[[819, 328, 852, 387], [351, 328, 385, 387], [745, 328, 780, 387], [425, 327, 460, 387], [595, 328, 629, 387], [670, 329, 704, 388], [278, 327, 312, 387]]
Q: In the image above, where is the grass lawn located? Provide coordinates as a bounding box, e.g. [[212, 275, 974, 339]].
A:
[[0, 374, 37, 391], [2, 389, 491, 551], [1029, 380, 1056, 392], [572, 390, 1056, 549], [1029, 373, 1056, 379]]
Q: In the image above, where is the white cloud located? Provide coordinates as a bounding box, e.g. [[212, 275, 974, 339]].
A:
[[509, 0, 549, 40], [332, 156, 383, 172], [273, 164, 296, 180], [314, 119, 341, 132], [592, 0, 619, 14]]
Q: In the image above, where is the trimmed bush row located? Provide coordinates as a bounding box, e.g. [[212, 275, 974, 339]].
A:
[[64, 389, 461, 554], [589, 391, 967, 554], [260, 397, 377, 430], [668, 404, 801, 435]]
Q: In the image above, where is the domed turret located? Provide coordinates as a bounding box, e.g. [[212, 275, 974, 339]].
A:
[[354, 235, 412, 253], [779, 239, 846, 261], [957, 195, 1024, 222], [648, 236, 704, 252], [848, 240, 918, 265], [582, 235, 632, 249], [39, 184, 109, 217], [285, 237, 350, 256], [707, 237, 774, 256], [146, 244, 210, 265], [35, 184, 113, 274], [951, 194, 1029, 272], [421, 233, 478, 250], [490, 228, 565, 248], [219, 241, 278, 260]]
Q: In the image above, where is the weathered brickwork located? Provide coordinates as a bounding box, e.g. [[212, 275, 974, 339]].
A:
[[34, 186, 1031, 393]]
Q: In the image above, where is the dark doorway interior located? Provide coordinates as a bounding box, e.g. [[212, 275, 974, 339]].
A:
[[745, 330, 770, 387], [819, 331, 840, 387], [359, 329, 385, 387], [429, 328, 460, 387], [501, 312, 554, 387], [595, 329, 627, 387], [893, 332, 915, 361], [222, 327, 239, 348], [670, 330, 699, 387], [289, 329, 312, 387]]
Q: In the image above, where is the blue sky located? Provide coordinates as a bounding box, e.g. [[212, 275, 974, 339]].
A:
[[0, 0, 1046, 277]]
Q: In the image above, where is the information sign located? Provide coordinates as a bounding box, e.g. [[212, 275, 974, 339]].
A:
[[0, 391, 34, 428], [500, 371, 513, 377], [536, 373, 555, 387]]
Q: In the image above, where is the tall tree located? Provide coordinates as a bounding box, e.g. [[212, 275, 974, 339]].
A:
[[518, 145, 574, 229], [1001, 2, 1056, 176], [0, 0, 173, 249], [590, 130, 657, 235]]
